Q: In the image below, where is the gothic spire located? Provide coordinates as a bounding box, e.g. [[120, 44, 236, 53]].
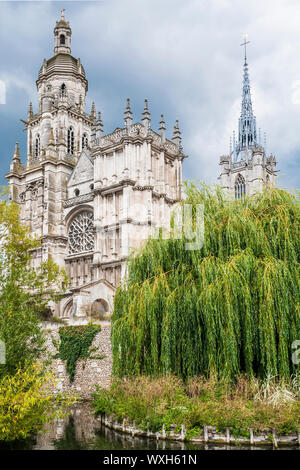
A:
[[233, 35, 258, 161]]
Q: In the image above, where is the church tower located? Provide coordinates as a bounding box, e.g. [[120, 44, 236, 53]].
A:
[[6, 11, 186, 321], [6, 9, 95, 273], [219, 36, 278, 197]]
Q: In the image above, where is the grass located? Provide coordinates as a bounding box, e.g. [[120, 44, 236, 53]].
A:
[[93, 374, 299, 438]]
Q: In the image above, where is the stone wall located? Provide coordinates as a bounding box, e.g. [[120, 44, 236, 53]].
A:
[[44, 322, 112, 399]]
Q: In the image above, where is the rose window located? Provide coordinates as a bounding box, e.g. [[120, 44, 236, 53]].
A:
[[68, 211, 94, 254]]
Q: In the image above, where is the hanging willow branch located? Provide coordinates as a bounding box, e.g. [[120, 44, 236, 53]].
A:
[[112, 183, 300, 380]]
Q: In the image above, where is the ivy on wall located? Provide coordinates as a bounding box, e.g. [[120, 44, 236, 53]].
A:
[[54, 324, 101, 382]]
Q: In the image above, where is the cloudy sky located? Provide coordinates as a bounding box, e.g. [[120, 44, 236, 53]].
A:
[[0, 0, 299, 190]]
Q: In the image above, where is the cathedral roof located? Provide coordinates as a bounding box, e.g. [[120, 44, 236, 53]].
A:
[[37, 53, 87, 84]]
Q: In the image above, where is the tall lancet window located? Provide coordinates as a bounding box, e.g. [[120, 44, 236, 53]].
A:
[[60, 83, 66, 97], [59, 34, 65, 45], [235, 174, 246, 199], [82, 133, 88, 149], [35, 134, 40, 158], [67, 127, 74, 155]]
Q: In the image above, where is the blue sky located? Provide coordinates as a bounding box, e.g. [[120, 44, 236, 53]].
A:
[[0, 0, 299, 190]]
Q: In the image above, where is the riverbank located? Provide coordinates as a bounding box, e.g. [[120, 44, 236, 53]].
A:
[[93, 375, 300, 446]]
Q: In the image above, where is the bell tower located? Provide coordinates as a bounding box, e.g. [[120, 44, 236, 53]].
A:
[[54, 8, 72, 55], [6, 10, 95, 272]]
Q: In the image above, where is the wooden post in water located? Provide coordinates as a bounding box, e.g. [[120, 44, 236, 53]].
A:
[[272, 429, 278, 449]]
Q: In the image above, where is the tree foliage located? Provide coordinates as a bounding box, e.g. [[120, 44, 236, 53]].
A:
[[112, 184, 300, 380], [0, 189, 68, 376], [0, 363, 73, 441]]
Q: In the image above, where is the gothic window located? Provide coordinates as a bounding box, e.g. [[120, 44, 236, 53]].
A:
[[82, 133, 88, 149], [60, 34, 65, 45], [67, 126, 74, 154], [68, 211, 94, 255], [35, 134, 40, 158], [235, 174, 246, 199]]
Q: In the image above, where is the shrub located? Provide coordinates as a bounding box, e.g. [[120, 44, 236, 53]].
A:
[[0, 363, 74, 441]]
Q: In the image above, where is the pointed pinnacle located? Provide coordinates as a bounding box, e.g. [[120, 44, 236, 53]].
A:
[[13, 142, 21, 161], [90, 101, 96, 120], [172, 120, 182, 149], [142, 98, 151, 128], [28, 102, 33, 120], [159, 114, 166, 143], [159, 114, 166, 130], [124, 98, 133, 127]]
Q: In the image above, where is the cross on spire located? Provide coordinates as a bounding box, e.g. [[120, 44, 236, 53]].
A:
[[61, 8, 65, 20], [240, 33, 250, 65]]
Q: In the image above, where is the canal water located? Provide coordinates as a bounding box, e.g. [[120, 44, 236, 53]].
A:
[[0, 403, 290, 451]]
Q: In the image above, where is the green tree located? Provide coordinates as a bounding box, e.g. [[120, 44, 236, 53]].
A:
[[0, 189, 68, 376], [112, 184, 300, 380]]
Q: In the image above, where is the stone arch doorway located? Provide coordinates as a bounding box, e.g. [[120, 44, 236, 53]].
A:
[[63, 299, 73, 318], [91, 299, 110, 320]]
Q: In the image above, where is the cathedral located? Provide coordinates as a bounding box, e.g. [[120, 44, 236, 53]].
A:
[[6, 13, 278, 321]]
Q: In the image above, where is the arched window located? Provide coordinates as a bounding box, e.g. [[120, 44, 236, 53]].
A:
[[60, 34, 65, 45], [235, 174, 246, 199], [68, 211, 94, 254], [266, 174, 270, 188], [67, 126, 74, 155], [35, 134, 40, 158], [82, 133, 88, 149]]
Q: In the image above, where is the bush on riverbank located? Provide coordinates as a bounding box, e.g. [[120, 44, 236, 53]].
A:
[[112, 184, 300, 380], [0, 363, 74, 441], [93, 375, 299, 436]]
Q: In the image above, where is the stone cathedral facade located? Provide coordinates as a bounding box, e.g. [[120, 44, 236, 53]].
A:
[[219, 40, 278, 197], [6, 12, 186, 320]]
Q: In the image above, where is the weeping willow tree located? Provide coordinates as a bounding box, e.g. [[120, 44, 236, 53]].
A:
[[112, 183, 300, 380]]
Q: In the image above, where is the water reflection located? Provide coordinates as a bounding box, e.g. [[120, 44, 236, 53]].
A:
[[0, 403, 287, 451]]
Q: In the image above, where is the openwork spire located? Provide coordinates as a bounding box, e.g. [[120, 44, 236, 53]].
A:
[[234, 35, 257, 161]]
